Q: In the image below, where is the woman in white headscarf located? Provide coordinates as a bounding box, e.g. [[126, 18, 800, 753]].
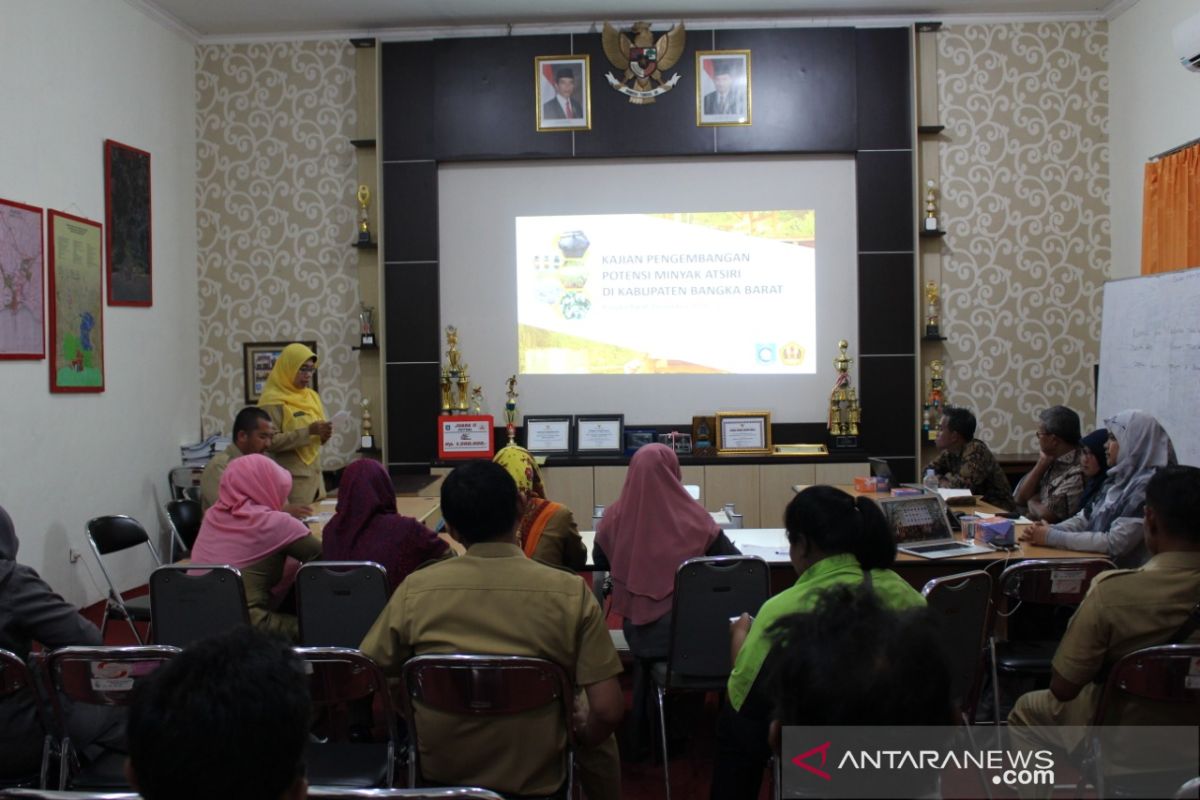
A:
[[1022, 410, 1176, 567]]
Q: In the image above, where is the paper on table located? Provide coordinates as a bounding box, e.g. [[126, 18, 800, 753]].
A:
[[737, 543, 790, 560], [937, 488, 974, 501], [330, 410, 351, 425]]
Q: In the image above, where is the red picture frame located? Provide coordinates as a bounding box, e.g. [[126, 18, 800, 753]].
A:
[[0, 197, 45, 360], [438, 415, 496, 460], [104, 139, 152, 307], [48, 210, 105, 393]]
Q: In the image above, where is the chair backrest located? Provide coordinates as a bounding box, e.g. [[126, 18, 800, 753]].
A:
[[668, 556, 771, 679], [296, 561, 389, 648], [921, 570, 993, 711], [86, 516, 157, 558], [0, 791, 140, 799], [293, 647, 400, 753], [398, 655, 574, 790], [1093, 643, 1200, 725], [305, 789, 506, 799], [0, 648, 49, 735], [46, 646, 180, 710], [165, 499, 203, 554], [998, 558, 1116, 607], [149, 565, 249, 648], [168, 466, 203, 502]]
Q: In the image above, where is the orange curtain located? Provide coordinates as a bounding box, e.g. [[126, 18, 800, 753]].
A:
[[1142, 144, 1200, 275]]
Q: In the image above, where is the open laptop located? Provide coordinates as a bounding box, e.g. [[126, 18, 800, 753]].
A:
[[878, 495, 994, 559]]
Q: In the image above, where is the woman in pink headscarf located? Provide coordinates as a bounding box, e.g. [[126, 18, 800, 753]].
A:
[[190, 454, 321, 641], [321, 459, 449, 595], [595, 443, 739, 659]]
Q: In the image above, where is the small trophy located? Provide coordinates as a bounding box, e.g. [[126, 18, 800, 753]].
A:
[[357, 184, 372, 244], [828, 339, 862, 449], [504, 375, 519, 445], [925, 281, 941, 338], [470, 385, 484, 415], [440, 326, 471, 414], [360, 398, 376, 450], [359, 303, 376, 348], [924, 180, 940, 232], [923, 359, 945, 442]]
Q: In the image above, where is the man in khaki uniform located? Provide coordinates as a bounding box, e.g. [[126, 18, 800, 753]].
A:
[[199, 407, 275, 511], [1009, 465, 1200, 761], [361, 461, 624, 799]]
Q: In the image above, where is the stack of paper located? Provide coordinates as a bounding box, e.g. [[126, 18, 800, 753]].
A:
[[180, 433, 231, 466]]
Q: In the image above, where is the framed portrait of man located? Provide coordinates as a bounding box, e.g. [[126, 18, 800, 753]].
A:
[[535, 55, 591, 132], [696, 50, 752, 127]]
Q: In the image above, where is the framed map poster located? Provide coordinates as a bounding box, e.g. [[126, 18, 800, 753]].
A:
[[243, 340, 318, 404], [104, 139, 152, 306], [0, 197, 44, 359], [48, 210, 104, 392]]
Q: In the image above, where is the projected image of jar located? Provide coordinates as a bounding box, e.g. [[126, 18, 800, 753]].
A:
[[557, 230, 590, 259], [554, 230, 592, 320]]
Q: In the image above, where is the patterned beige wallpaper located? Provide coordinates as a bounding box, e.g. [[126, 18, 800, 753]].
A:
[[196, 41, 361, 467], [937, 22, 1109, 453]]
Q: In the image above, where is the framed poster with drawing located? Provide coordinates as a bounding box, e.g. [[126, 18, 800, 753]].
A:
[[536, 55, 591, 132], [0, 197, 44, 360], [104, 139, 152, 306], [696, 50, 751, 127], [243, 340, 318, 404], [48, 210, 104, 393]]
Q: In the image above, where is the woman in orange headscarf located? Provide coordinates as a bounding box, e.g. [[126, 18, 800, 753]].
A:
[[493, 444, 586, 570], [258, 343, 333, 505]]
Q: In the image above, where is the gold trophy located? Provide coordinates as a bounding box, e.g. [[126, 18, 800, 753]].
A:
[[925, 281, 941, 337], [357, 184, 372, 244], [504, 375, 519, 445], [828, 339, 861, 448], [923, 359, 945, 442], [924, 180, 939, 232], [359, 303, 376, 348], [470, 385, 484, 415], [360, 398, 376, 450], [440, 326, 471, 414]]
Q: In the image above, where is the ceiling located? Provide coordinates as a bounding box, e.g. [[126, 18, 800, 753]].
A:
[[138, 0, 1127, 39]]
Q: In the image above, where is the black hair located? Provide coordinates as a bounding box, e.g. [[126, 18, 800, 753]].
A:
[[784, 485, 896, 570], [554, 67, 574, 82], [233, 406, 271, 439], [942, 406, 977, 441], [441, 460, 520, 546], [127, 626, 310, 800], [1039, 405, 1081, 445], [1145, 465, 1200, 544], [769, 584, 954, 726]]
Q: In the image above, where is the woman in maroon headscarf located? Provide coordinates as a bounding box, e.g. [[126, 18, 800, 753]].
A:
[[321, 459, 449, 595], [595, 443, 739, 659]]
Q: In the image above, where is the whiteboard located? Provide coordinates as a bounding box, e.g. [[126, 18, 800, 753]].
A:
[[1098, 269, 1200, 468]]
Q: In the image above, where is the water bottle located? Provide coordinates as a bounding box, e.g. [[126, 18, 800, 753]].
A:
[[923, 468, 938, 492]]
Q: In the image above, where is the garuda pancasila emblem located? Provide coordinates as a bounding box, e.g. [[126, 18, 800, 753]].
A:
[[601, 21, 686, 105]]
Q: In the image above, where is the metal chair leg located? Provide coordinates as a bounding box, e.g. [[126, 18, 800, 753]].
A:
[[989, 636, 1002, 729], [122, 613, 145, 645], [656, 684, 670, 800]]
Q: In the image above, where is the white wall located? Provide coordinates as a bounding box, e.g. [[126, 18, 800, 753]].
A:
[[0, 0, 199, 606], [1109, 0, 1200, 279]]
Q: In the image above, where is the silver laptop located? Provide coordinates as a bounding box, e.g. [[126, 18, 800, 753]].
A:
[[878, 495, 994, 559]]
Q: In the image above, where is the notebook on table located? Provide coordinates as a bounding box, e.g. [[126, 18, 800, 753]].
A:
[[878, 495, 994, 559]]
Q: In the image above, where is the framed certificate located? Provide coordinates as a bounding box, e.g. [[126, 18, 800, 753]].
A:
[[716, 411, 772, 455], [575, 414, 624, 456], [438, 415, 495, 460], [524, 415, 573, 455]]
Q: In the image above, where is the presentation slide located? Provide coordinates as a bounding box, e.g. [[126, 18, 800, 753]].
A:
[[516, 211, 816, 375]]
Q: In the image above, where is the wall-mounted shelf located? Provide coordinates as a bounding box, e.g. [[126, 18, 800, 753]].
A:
[[921, 334, 947, 342], [917, 125, 945, 135], [352, 343, 379, 352], [350, 138, 376, 148], [352, 240, 377, 250], [919, 229, 946, 238]]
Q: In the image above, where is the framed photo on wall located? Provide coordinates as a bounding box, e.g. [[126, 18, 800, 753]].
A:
[[0, 197, 45, 360], [535, 55, 591, 132], [104, 139, 152, 306], [696, 50, 752, 127], [48, 210, 105, 393], [243, 340, 318, 404]]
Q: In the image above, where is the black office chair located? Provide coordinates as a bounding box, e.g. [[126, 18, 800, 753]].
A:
[[296, 561, 389, 648], [650, 555, 770, 800], [164, 499, 203, 562], [0, 649, 53, 790], [167, 466, 202, 503], [149, 565, 250, 648], [85, 516, 161, 645], [921, 569, 993, 723]]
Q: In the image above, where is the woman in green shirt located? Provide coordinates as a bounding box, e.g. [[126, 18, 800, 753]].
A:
[[711, 485, 926, 799]]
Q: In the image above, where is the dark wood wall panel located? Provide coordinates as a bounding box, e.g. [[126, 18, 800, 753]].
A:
[[381, 42, 436, 160], [384, 262, 440, 362], [858, 356, 915, 456], [856, 150, 913, 253], [858, 253, 915, 356], [386, 363, 443, 462], [382, 162, 438, 263], [855, 28, 912, 151]]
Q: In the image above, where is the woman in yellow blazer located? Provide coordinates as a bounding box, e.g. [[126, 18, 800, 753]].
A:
[[258, 343, 332, 505]]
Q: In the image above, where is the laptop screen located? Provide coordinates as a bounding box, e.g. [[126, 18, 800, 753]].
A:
[[877, 496, 953, 544], [868, 458, 893, 480]]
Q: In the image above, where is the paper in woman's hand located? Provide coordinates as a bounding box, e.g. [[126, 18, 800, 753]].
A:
[[330, 410, 352, 426]]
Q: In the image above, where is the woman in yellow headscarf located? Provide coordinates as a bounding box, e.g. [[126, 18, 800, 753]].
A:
[[258, 343, 333, 505], [493, 445, 585, 570]]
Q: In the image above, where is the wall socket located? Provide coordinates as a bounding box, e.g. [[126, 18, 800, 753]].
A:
[[68, 548, 81, 564]]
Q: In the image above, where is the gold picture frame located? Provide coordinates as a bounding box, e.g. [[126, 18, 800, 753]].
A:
[[535, 55, 592, 132], [243, 340, 317, 404], [715, 411, 772, 455], [696, 50, 752, 127]]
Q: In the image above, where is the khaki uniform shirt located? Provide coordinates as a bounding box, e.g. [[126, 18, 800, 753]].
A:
[[243, 534, 322, 642], [198, 443, 243, 511], [531, 505, 587, 571], [261, 404, 325, 504], [1016, 449, 1084, 522], [930, 438, 1016, 511], [1053, 550, 1200, 725], [360, 542, 622, 796]]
